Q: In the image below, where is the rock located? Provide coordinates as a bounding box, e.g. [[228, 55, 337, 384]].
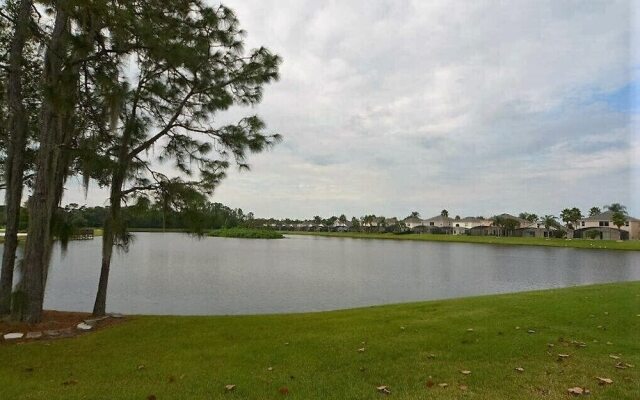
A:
[[109, 313, 124, 319], [438, 383, 449, 388], [515, 367, 524, 372], [59, 328, 74, 337], [224, 384, 236, 391], [76, 323, 93, 331], [357, 347, 366, 352], [460, 370, 471, 375], [527, 330, 536, 334], [596, 377, 613, 385], [44, 330, 60, 337], [25, 331, 43, 339], [83, 319, 100, 326], [3, 332, 24, 340]]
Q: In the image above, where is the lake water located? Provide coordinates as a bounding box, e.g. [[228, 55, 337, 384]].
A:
[[3, 233, 640, 315]]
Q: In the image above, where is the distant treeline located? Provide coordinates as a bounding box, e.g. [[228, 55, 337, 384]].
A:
[[0, 202, 252, 232]]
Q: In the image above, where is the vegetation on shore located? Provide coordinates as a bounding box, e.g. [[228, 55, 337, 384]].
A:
[[284, 231, 640, 251], [209, 227, 284, 239], [1, 282, 638, 399]]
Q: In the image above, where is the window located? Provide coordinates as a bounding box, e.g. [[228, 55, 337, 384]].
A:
[[599, 221, 609, 227], [429, 222, 435, 226], [581, 221, 585, 227], [455, 224, 460, 227], [625, 222, 629, 227]]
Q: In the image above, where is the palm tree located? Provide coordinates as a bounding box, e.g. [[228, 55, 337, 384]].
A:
[[605, 203, 626, 213], [589, 207, 601, 217], [441, 209, 449, 217], [542, 215, 558, 231], [409, 211, 420, 219]]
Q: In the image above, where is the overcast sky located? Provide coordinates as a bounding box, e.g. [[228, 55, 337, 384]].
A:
[[64, 0, 640, 219]]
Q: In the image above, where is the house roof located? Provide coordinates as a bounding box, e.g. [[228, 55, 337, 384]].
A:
[[424, 215, 454, 222], [581, 211, 639, 222], [403, 216, 423, 223]]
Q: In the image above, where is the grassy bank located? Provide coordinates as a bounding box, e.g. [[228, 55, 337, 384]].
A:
[[1, 282, 638, 399], [209, 227, 284, 239], [283, 231, 640, 251]]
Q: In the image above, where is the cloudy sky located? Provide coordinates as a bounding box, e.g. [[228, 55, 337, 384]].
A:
[[66, 0, 640, 219]]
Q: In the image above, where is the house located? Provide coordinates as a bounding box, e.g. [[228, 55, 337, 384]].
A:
[[451, 217, 493, 235], [402, 216, 424, 230], [331, 219, 353, 232], [575, 211, 639, 240]]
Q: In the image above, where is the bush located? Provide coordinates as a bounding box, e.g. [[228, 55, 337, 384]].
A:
[[208, 228, 284, 239]]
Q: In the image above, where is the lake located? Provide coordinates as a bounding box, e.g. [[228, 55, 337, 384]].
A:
[[3, 233, 640, 315]]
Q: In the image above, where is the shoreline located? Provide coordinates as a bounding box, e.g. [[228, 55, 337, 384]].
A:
[[282, 231, 640, 251]]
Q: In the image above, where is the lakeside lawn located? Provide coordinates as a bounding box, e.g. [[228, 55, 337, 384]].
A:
[[1, 282, 638, 399], [283, 231, 640, 251]]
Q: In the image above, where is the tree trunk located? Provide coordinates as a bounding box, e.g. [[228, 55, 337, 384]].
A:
[[0, 0, 32, 316], [20, 9, 70, 323], [92, 169, 125, 316], [92, 210, 115, 316]]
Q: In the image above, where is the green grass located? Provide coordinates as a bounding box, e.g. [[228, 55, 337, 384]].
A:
[[1, 282, 638, 399], [283, 231, 640, 251], [209, 227, 284, 239]]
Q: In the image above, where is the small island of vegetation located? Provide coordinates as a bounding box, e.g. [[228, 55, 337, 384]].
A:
[[209, 227, 284, 239]]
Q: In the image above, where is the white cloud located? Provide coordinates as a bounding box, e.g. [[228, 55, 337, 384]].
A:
[[63, 0, 639, 218]]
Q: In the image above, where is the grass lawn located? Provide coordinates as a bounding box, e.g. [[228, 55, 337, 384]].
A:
[[283, 231, 640, 251], [1, 282, 638, 399]]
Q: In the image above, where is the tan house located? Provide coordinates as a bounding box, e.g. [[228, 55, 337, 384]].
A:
[[576, 211, 640, 240]]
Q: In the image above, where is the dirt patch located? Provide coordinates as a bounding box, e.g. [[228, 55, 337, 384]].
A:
[[0, 310, 128, 343]]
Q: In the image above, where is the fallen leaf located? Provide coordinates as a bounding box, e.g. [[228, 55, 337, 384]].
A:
[[425, 379, 435, 388], [609, 354, 620, 360], [62, 379, 78, 386], [358, 347, 366, 352], [225, 384, 236, 392], [459, 384, 468, 391], [596, 377, 613, 385], [278, 386, 289, 395], [137, 364, 145, 370], [267, 367, 273, 371], [438, 383, 449, 388], [427, 354, 436, 359], [147, 396, 157, 400], [376, 385, 391, 394], [466, 328, 474, 332], [460, 370, 471, 375], [527, 330, 536, 334], [515, 367, 524, 372], [558, 354, 570, 358], [168, 375, 176, 383], [568, 387, 584, 395]]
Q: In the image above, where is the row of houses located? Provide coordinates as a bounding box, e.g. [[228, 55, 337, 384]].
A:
[[264, 211, 640, 240]]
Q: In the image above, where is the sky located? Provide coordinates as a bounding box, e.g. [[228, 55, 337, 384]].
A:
[[63, 0, 640, 219]]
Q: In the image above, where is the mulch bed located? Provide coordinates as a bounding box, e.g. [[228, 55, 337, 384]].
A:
[[0, 310, 127, 343]]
